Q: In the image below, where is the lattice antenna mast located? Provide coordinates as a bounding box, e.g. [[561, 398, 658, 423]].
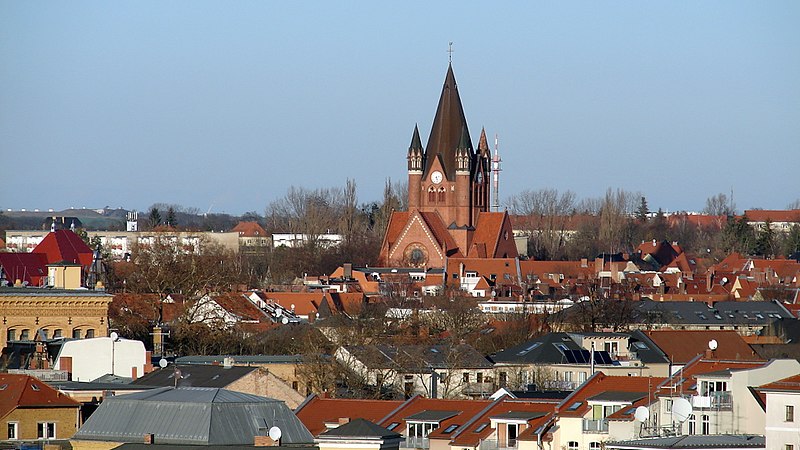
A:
[[492, 134, 502, 212]]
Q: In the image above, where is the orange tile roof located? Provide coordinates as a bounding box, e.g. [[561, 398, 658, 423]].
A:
[[0, 374, 80, 419], [209, 293, 270, 322], [260, 292, 323, 316], [744, 209, 800, 223], [231, 221, 268, 237], [471, 212, 510, 258], [33, 229, 93, 268], [759, 374, 800, 392], [295, 395, 404, 436], [447, 398, 558, 446], [378, 396, 492, 435], [666, 214, 726, 230], [557, 374, 664, 418], [644, 330, 761, 364], [419, 212, 461, 255]]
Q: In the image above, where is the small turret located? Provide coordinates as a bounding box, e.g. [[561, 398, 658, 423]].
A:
[[455, 126, 472, 173], [407, 124, 424, 172]]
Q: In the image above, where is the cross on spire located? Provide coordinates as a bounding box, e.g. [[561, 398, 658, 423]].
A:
[[448, 42, 454, 63]]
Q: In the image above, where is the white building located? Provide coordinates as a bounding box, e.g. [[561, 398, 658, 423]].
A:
[[53, 336, 147, 382]]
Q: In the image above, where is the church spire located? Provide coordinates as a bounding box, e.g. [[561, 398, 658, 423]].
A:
[[407, 124, 423, 172], [477, 128, 490, 158], [424, 64, 471, 181]]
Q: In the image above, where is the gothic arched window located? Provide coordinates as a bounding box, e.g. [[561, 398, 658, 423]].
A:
[[438, 187, 446, 203]]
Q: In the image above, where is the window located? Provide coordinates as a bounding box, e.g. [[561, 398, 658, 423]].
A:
[[474, 423, 488, 433], [786, 445, 794, 450], [86, 329, 95, 338], [73, 329, 81, 339], [477, 373, 483, 383], [20, 329, 29, 340], [787, 405, 795, 422], [688, 414, 696, 435], [665, 399, 673, 412], [438, 188, 446, 203], [428, 188, 436, 203], [567, 442, 578, 450], [701, 415, 710, 435], [7, 422, 18, 440], [6, 329, 15, 342], [499, 372, 508, 387], [443, 424, 459, 434], [387, 423, 399, 431], [53, 329, 62, 338], [463, 372, 470, 383], [506, 423, 518, 447], [37, 422, 55, 439], [589, 442, 601, 450]]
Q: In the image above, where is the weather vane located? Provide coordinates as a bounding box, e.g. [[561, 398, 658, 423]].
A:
[[448, 42, 454, 63]]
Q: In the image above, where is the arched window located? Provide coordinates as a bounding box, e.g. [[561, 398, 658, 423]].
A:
[[428, 187, 436, 203], [701, 414, 710, 435], [438, 187, 446, 203]]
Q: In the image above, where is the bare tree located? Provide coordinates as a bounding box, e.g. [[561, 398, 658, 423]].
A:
[[507, 188, 577, 260], [703, 193, 736, 216]]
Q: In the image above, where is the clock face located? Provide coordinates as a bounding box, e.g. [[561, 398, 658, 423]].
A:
[[431, 171, 443, 184]]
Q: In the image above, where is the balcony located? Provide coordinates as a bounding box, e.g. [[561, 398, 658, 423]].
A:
[[479, 438, 518, 450], [582, 419, 609, 433], [402, 437, 429, 449], [462, 382, 496, 397], [691, 391, 733, 410]]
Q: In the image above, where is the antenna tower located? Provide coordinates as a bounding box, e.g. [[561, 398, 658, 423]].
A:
[[492, 134, 502, 212]]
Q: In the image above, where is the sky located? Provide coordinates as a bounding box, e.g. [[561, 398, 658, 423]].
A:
[[1, 1, 799, 216]]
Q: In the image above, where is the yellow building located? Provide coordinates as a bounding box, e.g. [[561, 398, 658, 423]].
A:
[[1, 286, 113, 350]]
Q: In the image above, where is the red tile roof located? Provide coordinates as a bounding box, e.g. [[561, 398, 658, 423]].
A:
[[557, 374, 664, 418], [231, 221, 268, 237], [644, 330, 761, 364], [658, 358, 767, 394], [260, 292, 323, 316], [295, 395, 404, 436], [744, 209, 800, 223], [33, 230, 93, 268], [378, 396, 493, 436], [0, 252, 48, 286], [759, 374, 800, 392], [210, 293, 271, 322], [0, 374, 80, 419], [447, 398, 558, 446]]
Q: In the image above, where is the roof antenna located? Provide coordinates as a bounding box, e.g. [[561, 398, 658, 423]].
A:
[[448, 42, 454, 63]]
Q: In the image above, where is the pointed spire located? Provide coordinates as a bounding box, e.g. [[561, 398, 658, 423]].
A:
[[409, 124, 423, 151], [478, 128, 490, 158], [425, 64, 471, 180]]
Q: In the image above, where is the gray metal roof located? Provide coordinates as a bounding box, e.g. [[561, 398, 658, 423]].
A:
[[404, 410, 460, 421], [632, 300, 792, 326], [176, 355, 303, 365], [606, 434, 765, 449], [318, 418, 401, 439], [130, 365, 257, 388], [587, 391, 648, 403], [73, 387, 314, 446], [489, 411, 547, 421]]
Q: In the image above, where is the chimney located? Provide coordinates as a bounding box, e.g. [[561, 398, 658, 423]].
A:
[[59, 356, 73, 376], [144, 434, 155, 444], [254, 436, 278, 447], [581, 258, 588, 268], [223, 357, 234, 368], [344, 263, 352, 279], [153, 326, 163, 357], [339, 417, 351, 425], [144, 351, 153, 373]]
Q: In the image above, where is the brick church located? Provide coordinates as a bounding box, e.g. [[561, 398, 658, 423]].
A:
[[379, 64, 518, 269]]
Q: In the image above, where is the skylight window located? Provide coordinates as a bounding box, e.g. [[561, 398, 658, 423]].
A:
[[517, 342, 542, 356], [443, 424, 459, 434], [31, 384, 40, 391], [387, 423, 399, 431], [633, 342, 648, 350], [567, 401, 582, 411], [474, 423, 488, 433], [0, 384, 7, 390]]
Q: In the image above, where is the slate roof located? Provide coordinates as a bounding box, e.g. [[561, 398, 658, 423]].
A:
[[606, 434, 765, 449], [342, 344, 492, 371], [130, 365, 257, 388], [491, 332, 582, 365], [73, 386, 314, 446], [176, 355, 303, 365], [631, 300, 793, 326], [317, 418, 401, 439]]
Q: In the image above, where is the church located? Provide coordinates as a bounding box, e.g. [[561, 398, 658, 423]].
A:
[[379, 64, 518, 269]]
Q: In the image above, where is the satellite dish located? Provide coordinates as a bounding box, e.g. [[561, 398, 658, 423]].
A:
[[110, 331, 119, 341], [672, 397, 692, 422], [708, 339, 718, 350], [268, 426, 282, 441], [634, 406, 650, 422], [281, 317, 289, 325], [275, 309, 282, 317], [159, 358, 168, 368]]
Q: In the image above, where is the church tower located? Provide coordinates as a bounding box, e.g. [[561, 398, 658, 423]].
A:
[[406, 64, 490, 229]]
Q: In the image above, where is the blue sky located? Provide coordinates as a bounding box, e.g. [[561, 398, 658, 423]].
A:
[[1, 1, 799, 215]]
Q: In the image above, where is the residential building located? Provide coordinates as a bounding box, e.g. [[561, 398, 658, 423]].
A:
[[759, 374, 800, 450], [0, 373, 81, 442]]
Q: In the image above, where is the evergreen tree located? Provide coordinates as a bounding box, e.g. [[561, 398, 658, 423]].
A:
[[148, 207, 162, 229], [754, 220, 776, 257], [165, 207, 177, 227], [635, 196, 650, 222]]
